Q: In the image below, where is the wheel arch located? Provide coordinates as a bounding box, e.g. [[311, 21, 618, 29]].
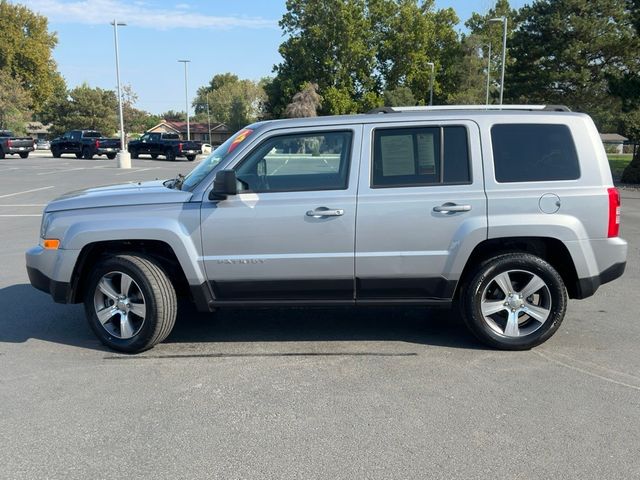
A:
[[455, 236, 581, 299]]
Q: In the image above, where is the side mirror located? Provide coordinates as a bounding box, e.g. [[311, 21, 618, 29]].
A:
[[209, 169, 237, 200]]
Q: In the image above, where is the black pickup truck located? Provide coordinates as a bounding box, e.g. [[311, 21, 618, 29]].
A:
[[127, 132, 201, 161], [50, 130, 121, 159], [0, 130, 35, 159]]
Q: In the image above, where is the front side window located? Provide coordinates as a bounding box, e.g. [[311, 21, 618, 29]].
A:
[[235, 131, 352, 193], [491, 124, 580, 182], [372, 126, 470, 188]]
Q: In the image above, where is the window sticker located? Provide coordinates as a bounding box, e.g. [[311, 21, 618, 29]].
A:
[[380, 134, 415, 176]]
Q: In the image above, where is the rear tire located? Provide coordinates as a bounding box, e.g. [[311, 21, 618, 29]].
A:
[[165, 149, 176, 161], [0, 149, 5, 159], [19, 152, 29, 159], [82, 147, 93, 159], [84, 254, 177, 353], [460, 253, 567, 350], [186, 155, 196, 162], [151, 154, 158, 159], [75, 152, 82, 159], [107, 153, 116, 159]]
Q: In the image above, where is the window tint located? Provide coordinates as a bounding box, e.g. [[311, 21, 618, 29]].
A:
[[372, 126, 470, 187], [235, 131, 352, 193], [491, 124, 580, 182]]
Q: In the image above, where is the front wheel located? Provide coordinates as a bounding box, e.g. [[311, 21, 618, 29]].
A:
[[130, 149, 138, 159], [151, 154, 158, 159], [460, 253, 567, 350], [75, 152, 82, 159], [84, 254, 177, 353], [51, 148, 60, 158]]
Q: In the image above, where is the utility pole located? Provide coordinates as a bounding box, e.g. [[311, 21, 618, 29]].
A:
[[178, 59, 191, 140], [111, 19, 130, 168]]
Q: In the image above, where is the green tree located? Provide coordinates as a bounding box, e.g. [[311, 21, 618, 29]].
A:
[[193, 73, 265, 129], [446, 34, 491, 105], [284, 82, 322, 117], [0, 0, 64, 111], [121, 84, 160, 134], [52, 84, 118, 136], [159, 110, 185, 122], [383, 86, 416, 107], [0, 69, 31, 133], [506, 0, 639, 130]]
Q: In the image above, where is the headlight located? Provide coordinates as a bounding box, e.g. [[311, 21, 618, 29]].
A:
[[40, 212, 53, 238]]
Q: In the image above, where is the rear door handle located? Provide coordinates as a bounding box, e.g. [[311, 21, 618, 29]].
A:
[[433, 203, 472, 213], [306, 207, 345, 217]]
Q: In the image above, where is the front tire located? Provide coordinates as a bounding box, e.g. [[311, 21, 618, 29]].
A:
[[84, 254, 177, 353], [460, 253, 567, 350], [130, 149, 138, 159], [51, 148, 60, 158], [151, 154, 158, 159], [75, 152, 82, 159]]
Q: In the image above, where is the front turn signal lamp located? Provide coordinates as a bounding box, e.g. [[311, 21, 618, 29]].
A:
[[42, 239, 60, 250]]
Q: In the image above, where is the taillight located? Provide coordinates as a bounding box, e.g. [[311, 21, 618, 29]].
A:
[[7, 139, 12, 148], [178, 143, 183, 152], [607, 187, 620, 238], [95, 140, 100, 149]]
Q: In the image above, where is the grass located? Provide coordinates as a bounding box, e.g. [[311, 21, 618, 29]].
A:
[[607, 153, 633, 180]]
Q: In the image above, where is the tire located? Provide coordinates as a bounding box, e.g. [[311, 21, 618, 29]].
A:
[[107, 153, 116, 160], [19, 152, 29, 158], [165, 149, 176, 161], [84, 254, 177, 353], [51, 148, 60, 158], [82, 147, 93, 159], [130, 149, 138, 159], [186, 155, 196, 162], [75, 152, 83, 159], [0, 149, 5, 159], [460, 253, 567, 350], [151, 154, 158, 159]]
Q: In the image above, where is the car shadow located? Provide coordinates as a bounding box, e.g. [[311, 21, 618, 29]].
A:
[[0, 283, 485, 352]]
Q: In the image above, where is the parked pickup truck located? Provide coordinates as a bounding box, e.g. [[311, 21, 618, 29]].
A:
[[0, 130, 35, 159], [50, 130, 121, 159], [128, 132, 201, 161]]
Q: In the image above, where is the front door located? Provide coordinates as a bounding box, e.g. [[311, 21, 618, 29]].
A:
[[200, 126, 362, 303], [355, 120, 487, 301]]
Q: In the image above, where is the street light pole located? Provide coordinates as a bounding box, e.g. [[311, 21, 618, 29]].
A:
[[206, 93, 212, 145], [426, 62, 435, 106], [111, 19, 130, 168], [489, 16, 508, 105], [178, 60, 191, 140], [485, 43, 492, 105]]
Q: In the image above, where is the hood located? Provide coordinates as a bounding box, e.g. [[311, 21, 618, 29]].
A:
[[45, 180, 193, 212]]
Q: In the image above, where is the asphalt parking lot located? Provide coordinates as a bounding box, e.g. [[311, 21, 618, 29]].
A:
[[1, 151, 639, 479]]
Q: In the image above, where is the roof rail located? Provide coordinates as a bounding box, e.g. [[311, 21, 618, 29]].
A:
[[366, 104, 572, 114]]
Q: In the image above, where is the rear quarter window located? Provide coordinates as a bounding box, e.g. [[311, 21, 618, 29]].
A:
[[491, 124, 580, 182]]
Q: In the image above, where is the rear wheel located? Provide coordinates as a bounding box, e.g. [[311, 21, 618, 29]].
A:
[[75, 152, 82, 159], [82, 147, 93, 159], [84, 254, 177, 353], [165, 149, 176, 161], [0, 149, 5, 159], [460, 253, 567, 350], [151, 154, 158, 159], [186, 155, 196, 162], [106, 153, 116, 159], [19, 152, 29, 159]]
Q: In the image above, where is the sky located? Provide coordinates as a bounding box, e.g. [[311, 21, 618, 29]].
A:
[[17, 0, 529, 114]]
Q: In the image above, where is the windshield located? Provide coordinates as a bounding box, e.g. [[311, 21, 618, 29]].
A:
[[180, 128, 253, 191]]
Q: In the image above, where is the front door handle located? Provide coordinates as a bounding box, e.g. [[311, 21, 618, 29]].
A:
[[433, 203, 472, 213], [306, 207, 345, 217]]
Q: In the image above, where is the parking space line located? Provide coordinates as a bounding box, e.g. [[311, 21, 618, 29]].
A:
[[0, 214, 42, 217], [37, 167, 86, 176], [0, 186, 54, 199], [114, 167, 158, 176], [0, 204, 46, 207]]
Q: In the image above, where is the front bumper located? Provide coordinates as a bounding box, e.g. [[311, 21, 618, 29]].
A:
[[25, 246, 80, 303]]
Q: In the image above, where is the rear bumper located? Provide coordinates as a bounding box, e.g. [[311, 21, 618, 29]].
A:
[[570, 237, 628, 299], [7, 146, 34, 154], [575, 261, 626, 299], [96, 147, 119, 154]]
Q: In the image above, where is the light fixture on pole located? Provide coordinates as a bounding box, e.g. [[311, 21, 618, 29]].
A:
[[178, 60, 191, 140], [489, 16, 507, 105], [426, 62, 435, 106], [485, 43, 492, 105], [111, 19, 130, 168]]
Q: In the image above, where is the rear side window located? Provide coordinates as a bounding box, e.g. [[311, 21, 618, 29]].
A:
[[372, 126, 470, 188], [491, 124, 580, 182]]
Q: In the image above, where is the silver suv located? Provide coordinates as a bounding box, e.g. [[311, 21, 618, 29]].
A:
[[26, 105, 627, 353]]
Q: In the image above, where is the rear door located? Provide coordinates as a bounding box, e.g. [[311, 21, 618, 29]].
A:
[[200, 125, 362, 303], [355, 120, 487, 301]]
